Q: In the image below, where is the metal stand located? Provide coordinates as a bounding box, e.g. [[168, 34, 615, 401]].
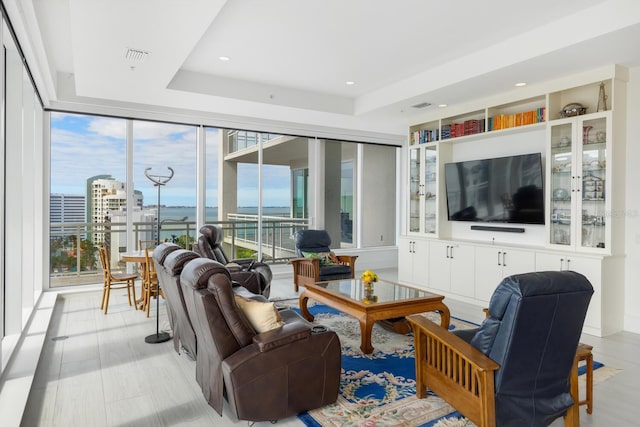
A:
[[144, 167, 174, 344]]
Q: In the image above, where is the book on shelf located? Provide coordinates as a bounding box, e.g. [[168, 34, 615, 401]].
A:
[[488, 107, 546, 131], [411, 128, 439, 144]]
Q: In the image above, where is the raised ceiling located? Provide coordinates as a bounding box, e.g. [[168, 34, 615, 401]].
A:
[[19, 0, 640, 134]]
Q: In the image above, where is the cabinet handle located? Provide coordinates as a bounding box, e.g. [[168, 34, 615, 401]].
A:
[[450, 246, 454, 259], [560, 258, 564, 270], [503, 252, 507, 267], [497, 251, 502, 266], [575, 176, 581, 192], [567, 258, 571, 269], [571, 177, 575, 192]]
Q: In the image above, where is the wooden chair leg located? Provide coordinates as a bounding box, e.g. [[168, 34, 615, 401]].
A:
[[103, 285, 111, 315], [564, 355, 580, 427], [100, 281, 107, 310], [130, 279, 137, 309]]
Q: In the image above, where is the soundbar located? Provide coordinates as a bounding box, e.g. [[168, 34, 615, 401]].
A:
[[470, 225, 525, 233]]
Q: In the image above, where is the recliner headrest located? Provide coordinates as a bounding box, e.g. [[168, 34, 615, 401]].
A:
[[153, 243, 181, 266], [164, 249, 200, 275], [180, 257, 230, 290], [199, 224, 223, 245], [294, 229, 332, 253], [487, 270, 593, 320]]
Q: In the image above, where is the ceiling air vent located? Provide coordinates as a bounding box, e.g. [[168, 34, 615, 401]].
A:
[[125, 48, 149, 62], [411, 102, 432, 109]]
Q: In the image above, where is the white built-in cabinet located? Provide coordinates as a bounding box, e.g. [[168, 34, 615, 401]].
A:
[[398, 237, 429, 286], [400, 70, 627, 337], [474, 247, 535, 303], [408, 144, 439, 235], [547, 112, 612, 252], [428, 241, 475, 296]]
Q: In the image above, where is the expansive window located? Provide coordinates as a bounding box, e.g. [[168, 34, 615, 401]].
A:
[[1, 17, 45, 373], [133, 120, 197, 249], [49, 117, 397, 288], [49, 113, 126, 287]]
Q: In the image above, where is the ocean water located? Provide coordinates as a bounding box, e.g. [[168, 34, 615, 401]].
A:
[[157, 206, 291, 241], [158, 206, 290, 222]]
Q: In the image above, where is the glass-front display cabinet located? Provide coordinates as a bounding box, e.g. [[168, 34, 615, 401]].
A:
[[408, 144, 438, 235], [547, 112, 610, 251]]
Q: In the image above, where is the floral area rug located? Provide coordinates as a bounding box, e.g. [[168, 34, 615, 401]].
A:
[[279, 301, 618, 427], [284, 301, 474, 427]]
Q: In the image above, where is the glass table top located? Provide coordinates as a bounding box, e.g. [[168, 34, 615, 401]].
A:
[[312, 278, 435, 305]]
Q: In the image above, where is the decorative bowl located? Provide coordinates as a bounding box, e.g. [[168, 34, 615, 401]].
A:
[[560, 103, 587, 118]]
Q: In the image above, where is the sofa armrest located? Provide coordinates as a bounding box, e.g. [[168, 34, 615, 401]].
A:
[[252, 322, 311, 352], [407, 314, 499, 427], [335, 255, 358, 266]]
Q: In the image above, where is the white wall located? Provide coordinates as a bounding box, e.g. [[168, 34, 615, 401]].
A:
[[624, 65, 640, 333]]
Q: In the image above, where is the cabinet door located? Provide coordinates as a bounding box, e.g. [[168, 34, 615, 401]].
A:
[[578, 113, 610, 251], [412, 239, 429, 285], [449, 244, 475, 298], [428, 240, 451, 292], [423, 146, 438, 234], [548, 118, 576, 249], [408, 148, 422, 233], [561, 255, 602, 332], [475, 247, 505, 302], [398, 237, 414, 284], [501, 248, 535, 278], [476, 247, 535, 302], [535, 251, 566, 272]]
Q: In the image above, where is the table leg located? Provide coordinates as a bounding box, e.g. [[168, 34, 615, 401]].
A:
[[358, 318, 375, 354], [436, 303, 451, 329], [299, 292, 314, 322]]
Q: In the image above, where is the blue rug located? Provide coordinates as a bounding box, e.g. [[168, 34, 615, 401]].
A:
[[292, 303, 607, 427]]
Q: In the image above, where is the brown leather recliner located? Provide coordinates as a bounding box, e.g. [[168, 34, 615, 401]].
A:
[[194, 224, 272, 298], [153, 243, 199, 356], [179, 257, 342, 422]]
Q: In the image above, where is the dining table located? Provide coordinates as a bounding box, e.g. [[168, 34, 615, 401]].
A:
[[120, 250, 148, 310]]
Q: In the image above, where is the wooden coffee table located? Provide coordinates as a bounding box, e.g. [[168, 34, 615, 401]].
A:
[[299, 278, 450, 354]]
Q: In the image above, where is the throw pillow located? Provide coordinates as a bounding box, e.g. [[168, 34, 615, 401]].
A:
[[302, 251, 338, 266], [234, 295, 284, 333]]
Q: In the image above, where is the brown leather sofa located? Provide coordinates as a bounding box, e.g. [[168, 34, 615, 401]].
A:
[[153, 243, 199, 356], [194, 224, 272, 298], [179, 256, 342, 422]]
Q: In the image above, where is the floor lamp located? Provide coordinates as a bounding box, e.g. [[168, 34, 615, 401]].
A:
[[144, 166, 174, 344]]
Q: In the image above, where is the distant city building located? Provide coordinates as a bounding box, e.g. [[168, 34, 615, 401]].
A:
[[50, 194, 86, 235], [87, 176, 143, 244], [108, 206, 156, 266]]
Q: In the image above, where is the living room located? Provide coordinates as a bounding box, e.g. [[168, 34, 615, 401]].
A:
[[2, 0, 640, 426]]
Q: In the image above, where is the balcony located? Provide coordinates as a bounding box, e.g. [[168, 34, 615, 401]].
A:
[[49, 215, 309, 287]]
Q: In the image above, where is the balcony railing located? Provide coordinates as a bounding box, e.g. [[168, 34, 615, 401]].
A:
[[49, 215, 309, 287]]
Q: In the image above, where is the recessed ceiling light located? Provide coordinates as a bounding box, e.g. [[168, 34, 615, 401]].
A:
[[345, 81, 356, 85], [515, 82, 527, 87], [219, 56, 230, 61], [438, 104, 448, 108]]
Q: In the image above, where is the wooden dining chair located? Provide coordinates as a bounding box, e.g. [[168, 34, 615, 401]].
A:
[[138, 239, 157, 250], [98, 246, 138, 314], [143, 247, 162, 317]]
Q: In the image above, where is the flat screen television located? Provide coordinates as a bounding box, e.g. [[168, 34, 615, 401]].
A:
[[444, 153, 545, 225]]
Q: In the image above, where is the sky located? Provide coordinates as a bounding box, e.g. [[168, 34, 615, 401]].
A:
[[50, 112, 292, 207]]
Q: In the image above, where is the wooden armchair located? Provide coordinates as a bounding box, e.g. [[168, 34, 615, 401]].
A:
[[407, 271, 594, 427], [290, 229, 357, 292]]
